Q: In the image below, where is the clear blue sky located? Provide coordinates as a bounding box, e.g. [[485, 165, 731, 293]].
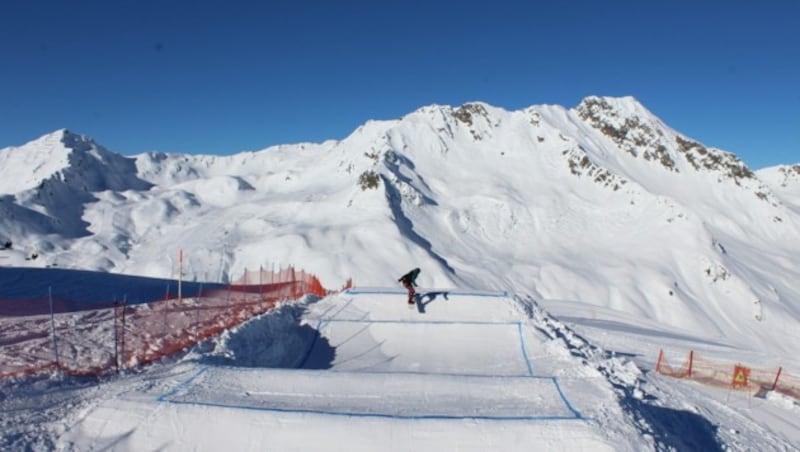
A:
[[1, 0, 798, 168]]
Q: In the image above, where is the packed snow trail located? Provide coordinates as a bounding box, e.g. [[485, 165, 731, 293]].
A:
[[57, 290, 630, 451]]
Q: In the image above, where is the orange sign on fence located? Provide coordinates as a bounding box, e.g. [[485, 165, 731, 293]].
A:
[[656, 350, 799, 400], [732, 365, 750, 389]]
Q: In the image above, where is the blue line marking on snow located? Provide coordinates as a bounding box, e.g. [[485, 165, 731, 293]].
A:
[[302, 319, 536, 377], [296, 320, 322, 369], [157, 299, 586, 422], [551, 377, 583, 419], [160, 365, 581, 421], [305, 318, 519, 326], [157, 367, 209, 402], [158, 398, 585, 422], [342, 288, 404, 295], [186, 363, 549, 380], [327, 368, 548, 379], [344, 288, 508, 298], [159, 364, 583, 421], [517, 323, 534, 377]]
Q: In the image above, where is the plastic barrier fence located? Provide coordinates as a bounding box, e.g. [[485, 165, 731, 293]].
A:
[[656, 349, 799, 400], [0, 267, 333, 380]]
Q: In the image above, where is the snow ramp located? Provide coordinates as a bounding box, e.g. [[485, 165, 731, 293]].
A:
[[59, 289, 620, 451]]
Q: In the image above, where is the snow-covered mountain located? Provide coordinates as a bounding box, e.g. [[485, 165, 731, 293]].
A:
[[2, 96, 800, 361], [0, 129, 151, 241], [3, 96, 800, 450]]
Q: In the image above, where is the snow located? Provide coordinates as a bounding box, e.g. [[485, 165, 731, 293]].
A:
[[2, 96, 800, 450], [4, 286, 797, 450], [4, 291, 621, 450], [758, 164, 800, 212], [0, 130, 72, 195]]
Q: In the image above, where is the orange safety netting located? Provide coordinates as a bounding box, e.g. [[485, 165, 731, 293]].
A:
[[0, 267, 340, 380], [656, 349, 799, 400]]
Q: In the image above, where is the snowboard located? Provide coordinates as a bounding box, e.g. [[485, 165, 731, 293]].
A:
[[410, 294, 424, 313]]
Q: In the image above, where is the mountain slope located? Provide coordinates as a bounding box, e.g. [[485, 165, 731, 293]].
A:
[[758, 164, 800, 212], [0, 97, 799, 361], [342, 98, 800, 359], [0, 129, 151, 244]]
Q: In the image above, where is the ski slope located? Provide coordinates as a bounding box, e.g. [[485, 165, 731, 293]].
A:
[[55, 290, 629, 451]]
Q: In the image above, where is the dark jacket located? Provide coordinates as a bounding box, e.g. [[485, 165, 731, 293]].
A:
[[398, 268, 420, 286]]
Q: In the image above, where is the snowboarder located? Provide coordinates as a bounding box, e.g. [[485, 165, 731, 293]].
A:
[[398, 268, 421, 306]]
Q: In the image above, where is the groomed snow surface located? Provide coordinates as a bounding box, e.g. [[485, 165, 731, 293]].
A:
[[49, 290, 618, 451], [0, 290, 589, 449], [3, 285, 798, 451]]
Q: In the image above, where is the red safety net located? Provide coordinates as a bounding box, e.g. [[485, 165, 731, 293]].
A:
[[0, 267, 338, 380], [656, 349, 800, 400]]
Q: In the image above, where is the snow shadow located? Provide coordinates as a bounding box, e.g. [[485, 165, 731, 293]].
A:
[[558, 316, 734, 349], [203, 303, 335, 370], [0, 267, 221, 313], [525, 296, 723, 451], [619, 392, 722, 451], [416, 291, 450, 313], [381, 174, 454, 274]]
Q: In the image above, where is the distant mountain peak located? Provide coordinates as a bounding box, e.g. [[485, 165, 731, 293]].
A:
[[578, 95, 648, 114], [0, 129, 151, 198], [575, 96, 679, 169], [575, 96, 664, 132], [772, 164, 800, 188], [19, 128, 99, 155], [452, 103, 489, 125], [60, 129, 95, 150], [779, 164, 800, 176], [574, 96, 759, 187]]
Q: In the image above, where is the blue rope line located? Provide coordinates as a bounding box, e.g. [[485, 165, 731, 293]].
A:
[[305, 318, 520, 326], [344, 289, 508, 298], [326, 368, 550, 379], [551, 377, 583, 419], [517, 323, 534, 377], [158, 398, 586, 422]]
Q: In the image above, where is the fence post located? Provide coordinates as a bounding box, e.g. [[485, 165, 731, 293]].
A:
[[178, 249, 183, 302], [120, 294, 128, 371], [48, 286, 60, 371], [656, 349, 664, 373], [771, 367, 783, 391], [226, 283, 232, 323], [260, 265, 264, 313], [193, 284, 202, 343], [113, 299, 120, 373], [163, 284, 170, 339], [687, 350, 694, 378]]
